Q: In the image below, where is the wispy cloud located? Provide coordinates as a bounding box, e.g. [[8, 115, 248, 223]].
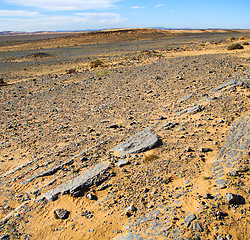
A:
[[131, 6, 146, 9], [75, 12, 126, 24], [155, 4, 165, 8], [5, 0, 121, 11], [0, 14, 126, 32], [0, 10, 42, 17]]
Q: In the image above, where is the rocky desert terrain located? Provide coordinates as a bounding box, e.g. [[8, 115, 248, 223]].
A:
[[0, 28, 249, 240]]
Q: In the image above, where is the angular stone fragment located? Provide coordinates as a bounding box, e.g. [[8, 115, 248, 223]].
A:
[[116, 159, 130, 168], [225, 193, 245, 205], [126, 205, 137, 212], [54, 209, 69, 219], [43, 162, 110, 201], [112, 128, 161, 156], [199, 147, 212, 153], [192, 221, 203, 232], [178, 93, 193, 103], [184, 214, 196, 228], [0, 234, 10, 240], [187, 105, 204, 114]]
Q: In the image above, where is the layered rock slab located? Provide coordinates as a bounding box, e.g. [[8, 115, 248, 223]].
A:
[[43, 161, 110, 201], [112, 128, 160, 156]]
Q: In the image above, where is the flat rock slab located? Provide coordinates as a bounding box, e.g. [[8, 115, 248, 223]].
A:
[[43, 162, 110, 201], [112, 128, 160, 156], [211, 113, 249, 187], [209, 79, 244, 93]]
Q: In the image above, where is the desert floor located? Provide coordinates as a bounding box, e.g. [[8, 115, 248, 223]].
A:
[[0, 29, 249, 240]]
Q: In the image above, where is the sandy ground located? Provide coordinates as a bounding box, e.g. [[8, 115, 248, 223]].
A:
[[0, 29, 249, 240]]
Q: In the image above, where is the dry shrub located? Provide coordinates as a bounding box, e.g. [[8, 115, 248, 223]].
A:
[[227, 36, 236, 41], [239, 36, 246, 40], [66, 68, 76, 74], [142, 151, 159, 163], [0, 78, 6, 86], [89, 59, 103, 68], [227, 43, 244, 50], [241, 41, 249, 45]]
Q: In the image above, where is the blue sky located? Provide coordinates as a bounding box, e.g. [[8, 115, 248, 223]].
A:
[[0, 0, 249, 32]]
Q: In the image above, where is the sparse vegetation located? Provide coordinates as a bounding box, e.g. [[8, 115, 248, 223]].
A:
[[227, 43, 244, 50], [241, 41, 249, 45], [227, 36, 236, 41], [142, 152, 159, 163], [0, 77, 6, 86], [96, 68, 108, 78], [202, 176, 211, 180], [89, 59, 103, 68], [103, 68, 108, 75], [239, 36, 246, 40], [66, 68, 76, 74]]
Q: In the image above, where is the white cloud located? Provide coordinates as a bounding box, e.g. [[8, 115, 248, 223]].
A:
[[155, 4, 165, 8], [0, 10, 41, 17], [0, 14, 126, 32], [131, 6, 146, 9], [5, 0, 121, 11], [75, 12, 125, 24]]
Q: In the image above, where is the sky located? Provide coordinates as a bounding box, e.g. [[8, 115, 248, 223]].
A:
[[0, 0, 249, 32]]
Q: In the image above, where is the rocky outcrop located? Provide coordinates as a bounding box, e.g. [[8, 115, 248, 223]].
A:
[[43, 162, 110, 201]]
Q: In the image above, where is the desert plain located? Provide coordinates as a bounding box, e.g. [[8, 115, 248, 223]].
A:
[[0, 28, 249, 240]]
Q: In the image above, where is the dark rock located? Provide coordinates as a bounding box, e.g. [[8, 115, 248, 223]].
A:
[[81, 210, 93, 219], [0, 235, 9, 240], [126, 205, 137, 212], [225, 193, 245, 204], [216, 210, 228, 220], [112, 127, 161, 156], [54, 209, 69, 219], [203, 193, 213, 199], [199, 147, 212, 153], [108, 124, 119, 129]]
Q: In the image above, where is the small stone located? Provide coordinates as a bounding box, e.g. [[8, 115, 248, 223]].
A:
[[86, 193, 96, 200], [199, 148, 212, 153], [81, 210, 93, 219], [203, 193, 213, 199], [184, 214, 196, 228], [192, 221, 203, 232], [97, 183, 111, 191], [225, 193, 245, 204], [0, 235, 10, 240], [186, 147, 193, 152], [225, 234, 232, 239], [126, 205, 137, 212], [125, 211, 132, 217], [116, 159, 130, 168], [108, 124, 119, 129], [217, 236, 225, 240], [54, 209, 69, 219]]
